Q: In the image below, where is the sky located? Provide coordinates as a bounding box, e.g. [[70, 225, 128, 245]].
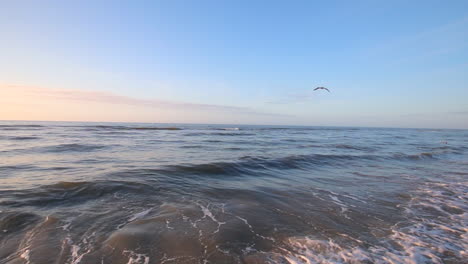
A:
[[1, 0, 467, 128]]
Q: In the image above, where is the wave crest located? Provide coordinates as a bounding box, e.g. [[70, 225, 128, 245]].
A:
[[0, 181, 156, 207]]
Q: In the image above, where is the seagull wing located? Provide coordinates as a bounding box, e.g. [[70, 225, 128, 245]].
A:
[[314, 87, 330, 92]]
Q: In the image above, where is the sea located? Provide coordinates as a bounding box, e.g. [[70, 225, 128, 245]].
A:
[[0, 121, 466, 264]]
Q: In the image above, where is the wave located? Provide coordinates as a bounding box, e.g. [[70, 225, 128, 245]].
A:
[[8, 136, 40, 141], [43, 143, 107, 153], [392, 149, 464, 160], [183, 132, 205, 136], [224, 147, 244, 151], [74, 125, 183, 131], [0, 125, 44, 128], [0, 181, 156, 207], [184, 131, 254, 137], [0, 144, 107, 155], [0, 165, 73, 177], [0, 165, 37, 171], [122, 154, 379, 178], [179, 145, 205, 149], [202, 139, 223, 143], [129, 127, 182, 131], [252, 127, 362, 131], [213, 127, 240, 131], [394, 152, 435, 160], [208, 132, 255, 136], [431, 145, 468, 152], [109, 150, 466, 180], [0, 211, 41, 234], [334, 144, 376, 151]]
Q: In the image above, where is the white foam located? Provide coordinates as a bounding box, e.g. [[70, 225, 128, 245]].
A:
[[20, 249, 31, 264], [128, 208, 152, 222], [61, 221, 72, 231], [236, 216, 253, 230], [64, 230, 96, 264], [70, 244, 86, 264], [123, 250, 150, 264], [280, 180, 468, 264], [236, 215, 275, 242], [329, 194, 350, 219], [165, 219, 174, 229], [197, 203, 225, 233], [160, 254, 196, 264]]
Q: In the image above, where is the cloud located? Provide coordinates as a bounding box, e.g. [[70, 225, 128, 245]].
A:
[[3, 84, 289, 118], [266, 89, 327, 104], [267, 94, 311, 104], [398, 110, 468, 118], [447, 110, 468, 115]]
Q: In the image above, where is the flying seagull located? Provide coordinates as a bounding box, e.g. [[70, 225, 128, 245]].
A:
[[314, 87, 330, 92]]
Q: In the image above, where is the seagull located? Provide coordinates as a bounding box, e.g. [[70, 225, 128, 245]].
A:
[[314, 87, 330, 92]]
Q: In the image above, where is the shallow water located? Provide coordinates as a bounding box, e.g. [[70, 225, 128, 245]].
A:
[[0, 121, 467, 264]]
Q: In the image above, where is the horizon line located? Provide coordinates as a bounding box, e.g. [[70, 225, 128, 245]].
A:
[[1, 118, 466, 131]]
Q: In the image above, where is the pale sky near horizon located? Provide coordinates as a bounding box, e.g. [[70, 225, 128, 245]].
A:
[[1, 0, 467, 128]]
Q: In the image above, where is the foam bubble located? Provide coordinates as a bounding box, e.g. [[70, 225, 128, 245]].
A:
[[20, 249, 31, 264], [123, 250, 150, 264]]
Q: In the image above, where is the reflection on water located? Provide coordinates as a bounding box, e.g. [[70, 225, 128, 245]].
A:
[[0, 121, 467, 263]]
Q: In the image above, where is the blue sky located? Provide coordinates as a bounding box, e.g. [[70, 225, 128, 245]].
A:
[[1, 0, 467, 128]]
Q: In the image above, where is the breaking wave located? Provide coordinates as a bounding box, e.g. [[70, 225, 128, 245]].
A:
[[278, 180, 468, 264], [114, 151, 463, 178]]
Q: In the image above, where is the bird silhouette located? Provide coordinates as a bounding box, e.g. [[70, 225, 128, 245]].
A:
[[314, 87, 330, 92]]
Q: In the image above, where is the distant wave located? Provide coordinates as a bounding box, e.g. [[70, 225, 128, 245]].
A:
[[202, 139, 223, 143], [393, 149, 463, 160], [430, 145, 467, 153], [0, 165, 73, 174], [0, 125, 44, 128], [208, 132, 255, 136], [334, 144, 376, 151], [0, 165, 37, 177], [252, 127, 362, 131], [224, 147, 244, 151], [9, 136, 40, 141], [43, 143, 107, 153], [213, 127, 240, 131], [396, 152, 435, 160], [0, 125, 44, 130], [184, 131, 254, 137], [179, 145, 204, 149], [129, 127, 182, 130], [183, 132, 205, 136], [63, 125, 183, 131]]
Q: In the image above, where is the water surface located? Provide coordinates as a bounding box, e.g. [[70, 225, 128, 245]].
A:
[[0, 121, 467, 263]]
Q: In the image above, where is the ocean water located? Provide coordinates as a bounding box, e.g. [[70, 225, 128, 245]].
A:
[[0, 121, 467, 264]]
